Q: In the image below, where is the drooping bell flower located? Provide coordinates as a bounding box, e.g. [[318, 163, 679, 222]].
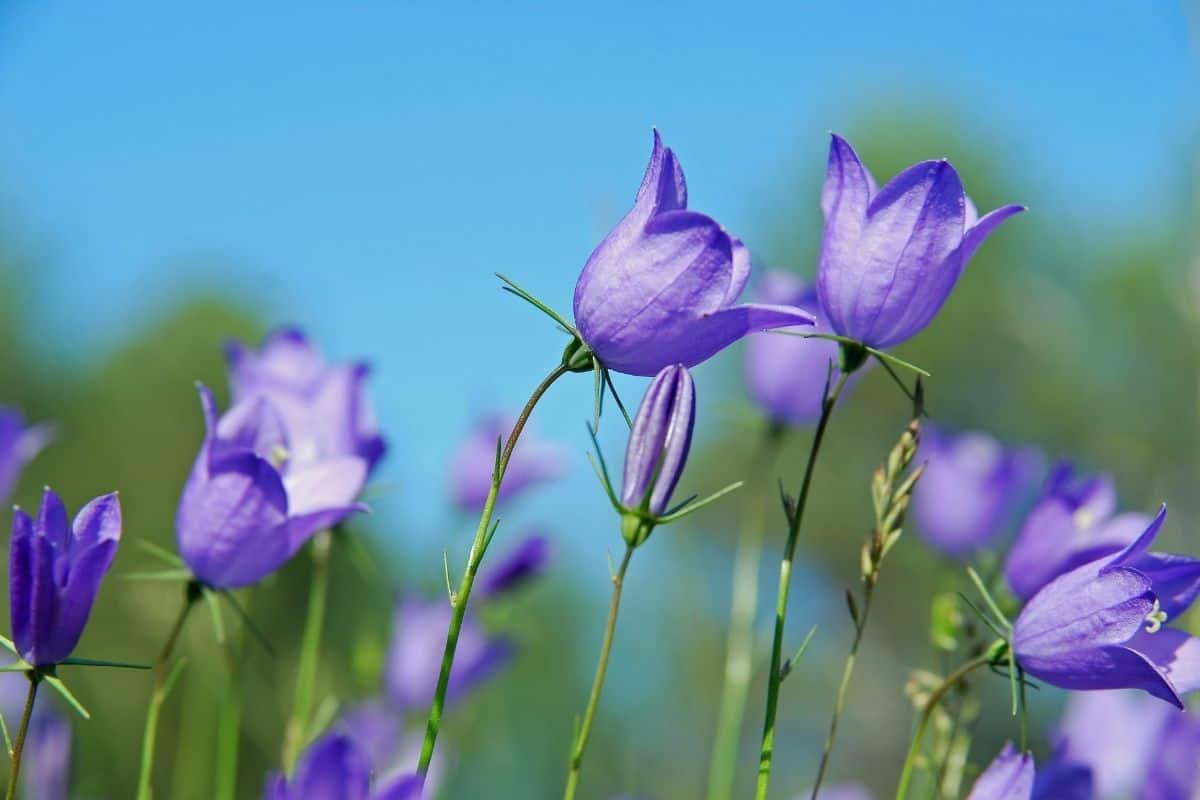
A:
[[619, 364, 695, 546], [0, 408, 53, 503], [817, 134, 1024, 350], [743, 271, 855, 426], [383, 596, 511, 711], [573, 131, 814, 376], [912, 428, 1039, 558], [966, 744, 1034, 800], [226, 328, 386, 485], [176, 385, 367, 588], [1004, 463, 1154, 600], [1053, 690, 1172, 799], [477, 533, 552, 599], [264, 732, 422, 800], [448, 414, 567, 511], [336, 702, 445, 798], [1012, 507, 1200, 707], [9, 489, 121, 667]]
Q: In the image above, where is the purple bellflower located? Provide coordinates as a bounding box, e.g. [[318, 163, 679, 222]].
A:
[[336, 702, 445, 798], [1030, 752, 1092, 800], [226, 328, 386, 477], [265, 732, 421, 800], [912, 428, 1039, 558], [573, 131, 814, 376], [1012, 507, 1200, 707], [1005, 463, 1151, 601], [817, 134, 1023, 350], [176, 385, 367, 588], [477, 533, 552, 599], [10, 488, 121, 667], [743, 271, 854, 426], [0, 675, 71, 800], [1142, 709, 1200, 799], [967, 744, 1034, 800], [1053, 690, 1172, 798], [449, 413, 567, 511], [0, 408, 53, 504]]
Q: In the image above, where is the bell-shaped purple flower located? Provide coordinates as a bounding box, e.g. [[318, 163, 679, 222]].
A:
[[0, 409, 53, 504], [817, 134, 1023, 349], [743, 271, 853, 425], [1142, 710, 1200, 799], [0, 675, 71, 800], [1004, 463, 1153, 601], [573, 131, 814, 376], [1030, 755, 1092, 800], [336, 702, 444, 798], [383, 596, 511, 711], [227, 328, 386, 481], [966, 744, 1034, 800], [176, 385, 367, 588], [621, 365, 695, 517], [265, 732, 422, 800], [9, 488, 121, 667], [1012, 507, 1200, 707], [912, 428, 1039, 558], [448, 413, 567, 511], [1053, 690, 1172, 798], [477, 533, 552, 599]]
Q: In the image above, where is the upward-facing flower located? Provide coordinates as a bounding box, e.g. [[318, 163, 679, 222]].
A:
[[967, 744, 1034, 800], [912, 428, 1039, 558], [176, 385, 366, 588], [573, 131, 814, 376], [1004, 463, 1151, 600], [9, 489, 121, 667], [226, 328, 386, 481], [0, 408, 53, 504], [743, 271, 853, 426], [620, 365, 694, 531], [1012, 507, 1200, 707], [448, 414, 567, 511], [817, 134, 1023, 349], [265, 732, 421, 800]]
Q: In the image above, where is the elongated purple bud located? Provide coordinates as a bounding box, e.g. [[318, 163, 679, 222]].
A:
[[620, 364, 695, 519]]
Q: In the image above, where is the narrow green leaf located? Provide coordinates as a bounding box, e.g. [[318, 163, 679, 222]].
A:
[[43, 675, 90, 720], [204, 588, 226, 645], [495, 273, 577, 333], [656, 481, 744, 523], [0, 635, 18, 656], [60, 656, 151, 670], [134, 539, 185, 567], [121, 569, 194, 582]]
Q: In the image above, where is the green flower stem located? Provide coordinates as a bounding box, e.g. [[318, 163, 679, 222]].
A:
[[137, 580, 202, 800], [418, 361, 570, 775], [5, 673, 40, 800], [810, 583, 874, 798], [216, 590, 250, 800], [281, 530, 333, 773], [894, 653, 993, 800], [705, 423, 787, 800], [755, 372, 850, 800], [563, 545, 635, 800]]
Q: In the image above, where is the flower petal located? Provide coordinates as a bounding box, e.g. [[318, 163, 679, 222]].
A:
[[967, 743, 1034, 800], [960, 204, 1024, 264]]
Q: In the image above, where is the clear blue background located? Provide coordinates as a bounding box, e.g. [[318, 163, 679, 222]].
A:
[[1, 0, 1197, 544]]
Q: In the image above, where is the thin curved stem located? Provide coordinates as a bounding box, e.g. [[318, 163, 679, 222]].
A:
[[706, 423, 787, 800], [281, 530, 333, 772], [895, 653, 993, 800], [5, 673, 39, 800], [810, 584, 874, 798], [755, 372, 850, 800], [563, 545, 634, 800], [137, 581, 202, 800], [418, 362, 571, 775]]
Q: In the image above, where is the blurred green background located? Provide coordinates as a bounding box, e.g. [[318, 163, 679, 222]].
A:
[[1, 2, 1198, 798]]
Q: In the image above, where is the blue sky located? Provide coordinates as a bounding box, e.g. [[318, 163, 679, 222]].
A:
[[0, 1, 1196, 557]]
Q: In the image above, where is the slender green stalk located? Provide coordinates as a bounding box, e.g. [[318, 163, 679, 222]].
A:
[[705, 423, 787, 800], [418, 362, 570, 775], [5, 674, 39, 800], [563, 545, 635, 800], [810, 584, 874, 798], [755, 372, 850, 800], [216, 589, 251, 800], [137, 581, 202, 800], [281, 530, 333, 772], [895, 653, 992, 800]]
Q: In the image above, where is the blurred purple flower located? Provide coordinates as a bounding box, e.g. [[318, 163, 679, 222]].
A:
[[337, 702, 444, 799], [265, 731, 421, 800], [912, 427, 1039, 558], [573, 131, 813, 376], [384, 596, 511, 711], [0, 408, 53, 504], [1053, 690, 1172, 798], [477, 534, 552, 599], [10, 488, 121, 666], [449, 413, 567, 511], [1030, 752, 1091, 800], [1142, 709, 1200, 799], [0, 675, 71, 800], [1004, 463, 1152, 601], [817, 134, 1023, 349], [227, 328, 386, 476], [1012, 507, 1200, 707], [743, 271, 852, 425], [966, 743, 1034, 800], [621, 364, 695, 517], [176, 385, 366, 588]]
